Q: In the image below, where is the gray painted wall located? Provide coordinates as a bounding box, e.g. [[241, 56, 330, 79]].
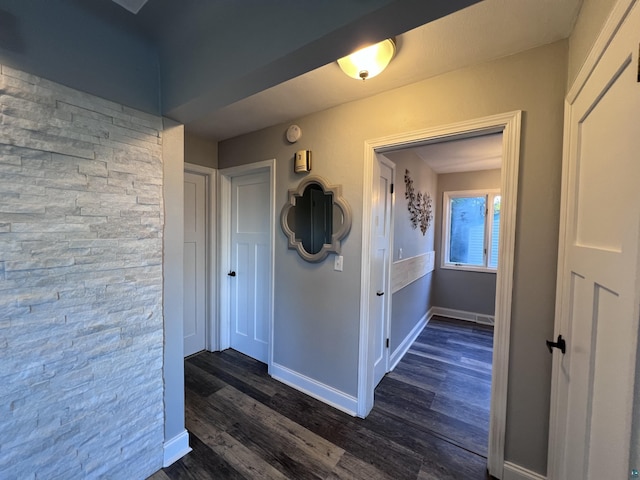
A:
[[219, 41, 567, 474], [185, 132, 218, 169], [433, 168, 501, 316], [384, 150, 437, 262], [567, 0, 618, 87], [162, 120, 187, 455], [383, 150, 437, 351], [390, 273, 433, 352], [0, 0, 160, 114], [0, 65, 165, 479]]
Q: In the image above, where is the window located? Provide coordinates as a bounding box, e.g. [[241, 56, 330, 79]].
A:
[[442, 189, 500, 272]]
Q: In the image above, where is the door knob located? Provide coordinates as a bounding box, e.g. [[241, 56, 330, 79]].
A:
[[546, 334, 566, 354], [228, 271, 236, 277], [376, 291, 384, 296]]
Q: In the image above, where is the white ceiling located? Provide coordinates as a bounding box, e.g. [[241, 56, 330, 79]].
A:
[[384, 133, 503, 174], [193, 0, 581, 141], [111, 0, 149, 14]]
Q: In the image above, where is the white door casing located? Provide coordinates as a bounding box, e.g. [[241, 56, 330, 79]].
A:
[[371, 156, 394, 386], [218, 160, 275, 368], [547, 1, 640, 478], [183, 171, 207, 357], [359, 111, 521, 478]]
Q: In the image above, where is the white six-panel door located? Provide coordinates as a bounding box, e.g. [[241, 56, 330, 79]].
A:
[[549, 2, 640, 478], [183, 171, 207, 357], [229, 171, 271, 363]]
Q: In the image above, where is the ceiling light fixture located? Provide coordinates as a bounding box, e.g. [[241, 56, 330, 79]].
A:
[[337, 38, 396, 81]]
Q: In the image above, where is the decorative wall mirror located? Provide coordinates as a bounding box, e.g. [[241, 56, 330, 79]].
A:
[[280, 175, 352, 262]]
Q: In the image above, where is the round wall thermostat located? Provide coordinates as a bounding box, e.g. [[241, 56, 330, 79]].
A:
[[286, 124, 302, 143]]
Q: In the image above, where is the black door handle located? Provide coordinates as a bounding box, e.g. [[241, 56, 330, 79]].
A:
[[228, 271, 236, 277], [376, 291, 384, 296], [546, 335, 566, 354]]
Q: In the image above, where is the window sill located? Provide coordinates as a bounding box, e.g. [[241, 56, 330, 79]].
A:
[[441, 264, 497, 274]]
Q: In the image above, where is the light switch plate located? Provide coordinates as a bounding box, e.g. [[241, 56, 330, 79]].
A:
[[334, 255, 343, 272]]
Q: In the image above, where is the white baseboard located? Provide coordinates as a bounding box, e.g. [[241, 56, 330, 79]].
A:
[[271, 362, 358, 416], [431, 306, 495, 326], [503, 462, 546, 480], [389, 308, 431, 371], [163, 429, 192, 467]]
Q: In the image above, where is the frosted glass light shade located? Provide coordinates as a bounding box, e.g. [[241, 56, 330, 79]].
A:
[[337, 38, 396, 81]]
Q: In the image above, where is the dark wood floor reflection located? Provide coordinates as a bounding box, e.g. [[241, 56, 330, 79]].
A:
[[150, 316, 495, 480]]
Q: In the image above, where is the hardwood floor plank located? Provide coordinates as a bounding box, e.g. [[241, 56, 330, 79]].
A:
[[212, 385, 345, 475], [184, 361, 227, 398], [430, 393, 490, 431], [148, 471, 172, 480], [447, 337, 494, 353], [186, 391, 237, 433], [162, 432, 246, 480], [363, 409, 490, 479], [188, 411, 289, 480], [188, 353, 276, 403], [326, 452, 394, 480], [268, 392, 424, 480], [374, 380, 488, 456], [433, 371, 491, 409], [406, 349, 491, 377], [225, 420, 331, 480]]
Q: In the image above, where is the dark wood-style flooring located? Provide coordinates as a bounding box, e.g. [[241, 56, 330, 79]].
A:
[[150, 316, 495, 479]]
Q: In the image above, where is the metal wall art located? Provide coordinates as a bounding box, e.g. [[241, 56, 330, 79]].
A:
[[404, 169, 433, 236]]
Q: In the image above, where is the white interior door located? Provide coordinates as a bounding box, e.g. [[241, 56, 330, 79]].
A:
[[372, 156, 394, 386], [229, 171, 271, 363], [183, 171, 207, 357], [549, 3, 640, 479]]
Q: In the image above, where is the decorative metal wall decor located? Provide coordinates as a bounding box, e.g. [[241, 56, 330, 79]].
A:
[[404, 169, 433, 236]]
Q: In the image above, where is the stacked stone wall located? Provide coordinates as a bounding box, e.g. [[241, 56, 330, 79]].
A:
[[0, 65, 165, 479]]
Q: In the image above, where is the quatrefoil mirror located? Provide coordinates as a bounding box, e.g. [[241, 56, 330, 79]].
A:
[[280, 175, 352, 263]]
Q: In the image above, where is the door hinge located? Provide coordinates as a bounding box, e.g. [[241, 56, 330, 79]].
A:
[[390, 183, 394, 194], [386, 338, 390, 348]]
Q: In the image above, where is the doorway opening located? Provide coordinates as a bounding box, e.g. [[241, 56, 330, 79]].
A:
[[359, 111, 521, 477], [377, 132, 502, 458]]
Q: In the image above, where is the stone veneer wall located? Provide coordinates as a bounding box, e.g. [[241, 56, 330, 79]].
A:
[[0, 65, 165, 479]]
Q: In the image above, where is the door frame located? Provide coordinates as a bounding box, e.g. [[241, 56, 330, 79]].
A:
[[217, 159, 276, 370], [547, 0, 637, 476], [358, 111, 521, 478], [184, 162, 217, 352]]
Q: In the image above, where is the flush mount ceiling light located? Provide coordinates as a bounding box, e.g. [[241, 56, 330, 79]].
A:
[[337, 38, 396, 81]]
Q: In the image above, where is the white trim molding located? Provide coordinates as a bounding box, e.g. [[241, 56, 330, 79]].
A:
[[389, 309, 431, 371], [271, 362, 358, 416], [163, 430, 192, 468], [503, 462, 546, 480], [359, 111, 521, 478], [431, 306, 495, 326]]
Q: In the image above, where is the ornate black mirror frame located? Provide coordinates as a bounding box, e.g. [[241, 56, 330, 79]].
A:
[[280, 175, 352, 263]]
